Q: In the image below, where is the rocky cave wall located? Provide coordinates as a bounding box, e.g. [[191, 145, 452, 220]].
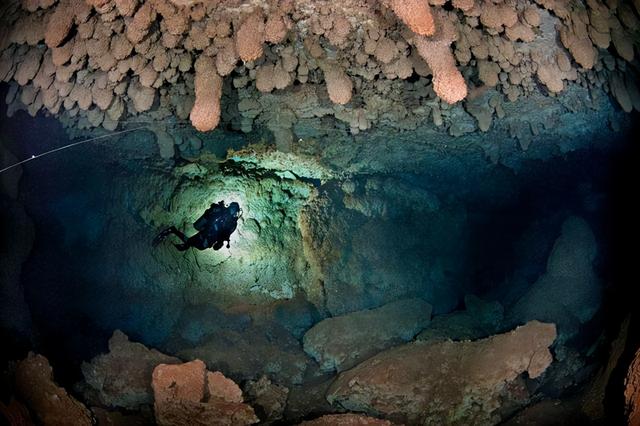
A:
[[1, 0, 640, 423], [0, 0, 639, 153], [1, 90, 638, 424]]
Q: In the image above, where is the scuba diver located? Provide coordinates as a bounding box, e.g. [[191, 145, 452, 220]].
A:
[[153, 201, 242, 251]]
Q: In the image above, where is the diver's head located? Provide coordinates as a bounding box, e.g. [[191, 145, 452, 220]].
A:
[[228, 202, 241, 217]]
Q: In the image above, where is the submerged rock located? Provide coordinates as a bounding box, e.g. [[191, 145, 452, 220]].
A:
[[244, 375, 289, 423], [300, 182, 469, 316], [582, 317, 630, 421], [416, 295, 503, 342], [501, 398, 586, 426], [0, 398, 33, 425], [152, 359, 258, 426], [303, 298, 432, 372], [91, 406, 152, 426], [327, 321, 557, 425], [507, 216, 601, 342], [81, 330, 181, 410], [175, 321, 313, 385], [300, 413, 394, 425], [625, 347, 640, 426], [15, 353, 92, 426], [284, 377, 335, 423]]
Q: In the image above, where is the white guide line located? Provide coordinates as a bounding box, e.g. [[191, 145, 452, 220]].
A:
[[0, 126, 148, 175]]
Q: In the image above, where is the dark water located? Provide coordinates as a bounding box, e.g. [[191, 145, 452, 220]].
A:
[[1, 101, 639, 409]]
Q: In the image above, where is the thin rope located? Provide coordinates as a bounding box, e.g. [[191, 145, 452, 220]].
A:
[[0, 126, 148, 174]]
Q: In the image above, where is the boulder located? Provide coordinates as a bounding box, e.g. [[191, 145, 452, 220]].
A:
[[327, 321, 557, 425], [507, 216, 601, 342], [625, 347, 640, 426], [417, 295, 503, 342], [176, 321, 312, 385], [81, 330, 181, 409], [284, 378, 335, 423], [300, 413, 394, 425], [15, 353, 92, 426], [152, 360, 258, 426], [244, 376, 289, 422], [303, 298, 432, 372]]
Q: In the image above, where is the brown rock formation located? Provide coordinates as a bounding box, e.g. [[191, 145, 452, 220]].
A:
[[81, 330, 181, 410], [414, 12, 467, 104], [0, 0, 637, 138], [626, 347, 640, 426], [245, 375, 289, 422], [15, 353, 93, 426], [389, 0, 435, 36], [44, 0, 74, 48], [190, 55, 222, 132], [0, 398, 33, 426], [582, 317, 629, 421], [327, 321, 557, 425], [152, 360, 258, 425], [322, 63, 353, 105], [300, 413, 394, 425], [236, 12, 265, 62], [303, 298, 432, 372]]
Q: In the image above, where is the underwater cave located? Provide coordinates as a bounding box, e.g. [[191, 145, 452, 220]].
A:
[[1, 0, 640, 425]]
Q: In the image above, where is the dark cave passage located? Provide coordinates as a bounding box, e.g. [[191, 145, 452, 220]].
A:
[[1, 0, 640, 415], [1, 107, 636, 402]]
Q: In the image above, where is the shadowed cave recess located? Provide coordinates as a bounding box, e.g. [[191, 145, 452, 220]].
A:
[[1, 0, 640, 425]]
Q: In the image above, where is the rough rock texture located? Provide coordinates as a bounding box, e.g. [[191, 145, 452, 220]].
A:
[[152, 359, 258, 426], [244, 375, 289, 423], [81, 330, 181, 410], [414, 12, 468, 104], [303, 298, 432, 372], [582, 317, 629, 421], [300, 413, 394, 425], [626, 347, 640, 426], [190, 56, 222, 132], [389, 0, 435, 36], [327, 321, 557, 425], [173, 314, 314, 386], [507, 216, 601, 342], [416, 295, 503, 342], [299, 179, 468, 316], [322, 63, 353, 105], [284, 378, 335, 423], [0, 398, 33, 426], [15, 353, 93, 426], [0, 0, 637, 139]]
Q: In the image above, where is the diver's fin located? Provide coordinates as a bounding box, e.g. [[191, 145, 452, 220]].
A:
[[152, 233, 166, 247], [152, 227, 174, 247]]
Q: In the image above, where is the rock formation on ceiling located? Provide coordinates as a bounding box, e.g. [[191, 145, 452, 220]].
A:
[[0, 0, 639, 149]]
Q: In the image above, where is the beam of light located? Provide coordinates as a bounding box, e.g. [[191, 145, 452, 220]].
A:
[[0, 126, 148, 175]]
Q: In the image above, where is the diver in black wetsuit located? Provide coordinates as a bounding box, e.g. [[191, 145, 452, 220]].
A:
[[153, 201, 242, 251]]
